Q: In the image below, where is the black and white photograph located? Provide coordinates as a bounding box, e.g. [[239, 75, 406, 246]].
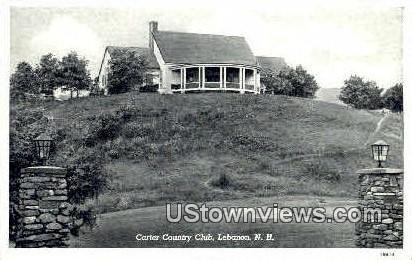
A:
[[1, 0, 411, 259]]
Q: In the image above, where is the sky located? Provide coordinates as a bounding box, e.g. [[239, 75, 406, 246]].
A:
[[10, 2, 403, 89]]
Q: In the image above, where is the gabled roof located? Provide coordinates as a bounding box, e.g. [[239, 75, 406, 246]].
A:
[[106, 46, 160, 69], [153, 31, 257, 66], [256, 56, 288, 73]]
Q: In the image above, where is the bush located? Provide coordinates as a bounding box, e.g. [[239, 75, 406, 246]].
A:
[[210, 173, 232, 189], [383, 83, 403, 112], [261, 65, 319, 98], [85, 113, 122, 145], [139, 84, 159, 93], [302, 160, 341, 182], [121, 122, 158, 139], [108, 149, 120, 159], [58, 148, 111, 204], [69, 203, 98, 236], [228, 134, 274, 151]]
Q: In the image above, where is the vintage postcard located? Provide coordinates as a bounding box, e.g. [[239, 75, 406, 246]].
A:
[[1, 0, 411, 259]]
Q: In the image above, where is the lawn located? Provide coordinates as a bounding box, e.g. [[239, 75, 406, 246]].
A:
[[70, 195, 357, 248], [14, 92, 403, 213]]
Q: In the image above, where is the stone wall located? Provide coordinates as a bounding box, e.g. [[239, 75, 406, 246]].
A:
[[16, 166, 72, 248], [355, 168, 403, 248]]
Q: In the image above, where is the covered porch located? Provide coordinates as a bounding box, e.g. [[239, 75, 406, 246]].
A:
[[169, 65, 260, 94]]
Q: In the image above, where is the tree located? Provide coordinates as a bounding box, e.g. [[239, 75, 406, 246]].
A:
[[286, 65, 319, 98], [10, 62, 40, 100], [339, 75, 383, 109], [107, 50, 148, 94], [58, 52, 92, 98], [261, 65, 319, 98], [35, 53, 60, 95], [261, 69, 292, 95], [383, 83, 403, 112]]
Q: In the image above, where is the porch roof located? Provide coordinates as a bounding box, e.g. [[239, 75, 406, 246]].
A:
[[153, 31, 257, 66]]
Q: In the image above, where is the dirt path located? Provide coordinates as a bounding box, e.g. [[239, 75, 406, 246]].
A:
[[363, 113, 389, 147]]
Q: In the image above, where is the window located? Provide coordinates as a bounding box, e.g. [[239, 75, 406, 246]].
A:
[[171, 69, 182, 90], [204, 67, 220, 88], [186, 67, 199, 83], [226, 67, 240, 89], [205, 67, 220, 82], [186, 67, 200, 89], [245, 69, 255, 90], [226, 67, 240, 83]]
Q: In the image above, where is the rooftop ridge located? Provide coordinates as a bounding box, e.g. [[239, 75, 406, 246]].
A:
[[256, 55, 285, 59], [155, 30, 245, 39], [106, 46, 148, 49]]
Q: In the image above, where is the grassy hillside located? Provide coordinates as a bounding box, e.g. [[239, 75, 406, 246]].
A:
[[28, 92, 403, 212]]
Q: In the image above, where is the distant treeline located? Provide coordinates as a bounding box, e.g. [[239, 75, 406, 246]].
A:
[[10, 52, 93, 100]]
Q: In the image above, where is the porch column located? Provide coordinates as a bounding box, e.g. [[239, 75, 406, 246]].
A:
[[220, 67, 223, 89], [256, 70, 261, 94], [239, 68, 242, 90], [253, 69, 257, 94], [202, 66, 205, 88], [223, 67, 227, 89], [198, 67, 201, 88], [182, 67, 186, 93], [180, 68, 183, 91], [240, 68, 245, 94]]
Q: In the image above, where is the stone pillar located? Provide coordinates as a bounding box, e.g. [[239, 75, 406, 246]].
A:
[[355, 168, 403, 248], [16, 166, 71, 248]]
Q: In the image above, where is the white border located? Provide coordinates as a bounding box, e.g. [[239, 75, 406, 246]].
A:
[[1, 1, 411, 260]]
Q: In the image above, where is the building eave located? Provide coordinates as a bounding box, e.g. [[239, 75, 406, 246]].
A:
[[97, 47, 110, 79]]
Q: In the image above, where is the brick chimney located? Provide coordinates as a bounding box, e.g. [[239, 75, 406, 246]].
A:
[[149, 21, 158, 51]]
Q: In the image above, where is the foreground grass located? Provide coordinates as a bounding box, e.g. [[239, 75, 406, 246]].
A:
[[36, 92, 403, 213]]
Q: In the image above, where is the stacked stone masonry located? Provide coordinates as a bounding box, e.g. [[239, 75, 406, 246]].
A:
[[16, 166, 72, 248], [355, 168, 403, 248]]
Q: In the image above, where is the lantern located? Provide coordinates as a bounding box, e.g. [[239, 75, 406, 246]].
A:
[[33, 133, 53, 165], [371, 140, 389, 168]]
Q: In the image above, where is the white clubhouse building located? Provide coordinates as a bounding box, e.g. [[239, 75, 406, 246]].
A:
[[98, 21, 287, 94]]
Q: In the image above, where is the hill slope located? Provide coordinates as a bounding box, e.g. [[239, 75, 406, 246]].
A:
[[40, 92, 403, 212]]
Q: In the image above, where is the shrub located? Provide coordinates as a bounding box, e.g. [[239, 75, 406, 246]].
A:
[[108, 149, 120, 159], [69, 203, 98, 236], [121, 122, 141, 139], [261, 65, 319, 98], [85, 113, 122, 145], [139, 84, 159, 93], [122, 122, 160, 140], [53, 147, 112, 204], [383, 83, 403, 112], [302, 160, 341, 182], [229, 134, 274, 151], [210, 173, 232, 189]]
